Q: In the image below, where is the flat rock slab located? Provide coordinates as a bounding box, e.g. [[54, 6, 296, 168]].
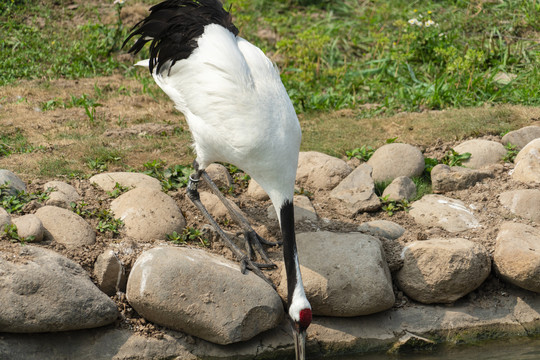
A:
[[502, 125, 540, 150], [0, 246, 118, 332], [279, 231, 394, 317], [409, 194, 480, 232], [396, 238, 491, 304], [3, 287, 540, 359], [90, 172, 162, 192], [111, 187, 185, 241], [296, 151, 352, 190], [431, 164, 493, 193], [0, 169, 26, 195], [494, 222, 540, 293], [367, 143, 424, 182], [330, 163, 381, 216], [512, 138, 540, 184], [453, 139, 506, 169], [34, 205, 95, 249], [127, 246, 283, 345], [499, 189, 540, 223]]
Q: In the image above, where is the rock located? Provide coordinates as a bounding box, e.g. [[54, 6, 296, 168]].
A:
[[367, 143, 424, 182], [502, 126, 540, 150], [357, 220, 405, 240], [246, 179, 269, 201], [296, 151, 352, 190], [396, 238, 491, 303], [499, 189, 540, 223], [431, 164, 494, 193], [201, 164, 233, 190], [0, 169, 26, 195], [12, 214, 44, 242], [94, 249, 126, 295], [199, 191, 244, 222], [34, 206, 95, 249], [267, 195, 317, 223], [409, 194, 480, 233], [43, 181, 80, 208], [127, 246, 283, 345], [453, 139, 506, 169], [388, 332, 436, 354], [111, 187, 186, 241], [381, 176, 416, 201], [0, 207, 11, 228], [494, 222, 540, 292], [330, 163, 381, 216], [512, 138, 540, 184], [90, 172, 162, 192], [279, 231, 394, 316], [0, 246, 118, 332]]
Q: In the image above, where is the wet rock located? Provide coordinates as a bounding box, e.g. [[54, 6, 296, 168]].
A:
[[381, 176, 416, 201], [494, 222, 540, 292], [296, 151, 352, 190], [34, 206, 95, 249], [409, 194, 480, 233], [246, 179, 269, 201], [0, 246, 118, 332], [367, 143, 424, 182], [396, 238, 491, 303], [127, 246, 283, 345], [90, 172, 162, 192], [431, 164, 494, 193], [501, 126, 540, 150], [499, 189, 540, 223], [43, 181, 80, 208], [201, 164, 233, 190], [453, 139, 506, 169], [0, 169, 26, 195], [12, 214, 44, 242], [512, 138, 540, 184], [357, 220, 405, 240], [279, 231, 394, 316], [330, 163, 381, 216], [267, 195, 317, 223], [94, 249, 126, 295], [111, 187, 186, 241]]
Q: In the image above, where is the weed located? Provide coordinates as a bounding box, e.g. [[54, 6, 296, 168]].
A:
[[294, 187, 313, 199], [96, 208, 123, 236], [346, 145, 374, 162], [424, 157, 439, 173], [0, 184, 51, 214], [380, 195, 410, 216], [2, 223, 34, 244], [374, 180, 393, 197], [440, 149, 471, 167], [502, 143, 519, 163], [143, 160, 193, 191], [0, 129, 43, 157], [107, 182, 130, 198], [166, 227, 209, 247]]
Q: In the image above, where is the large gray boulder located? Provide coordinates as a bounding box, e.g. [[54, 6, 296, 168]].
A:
[[453, 139, 506, 169], [111, 187, 185, 241], [90, 172, 162, 192], [431, 164, 493, 193], [296, 151, 352, 190], [330, 163, 381, 216], [367, 143, 424, 182], [512, 138, 540, 184], [127, 246, 283, 345], [397, 238, 491, 303], [0, 169, 26, 195], [34, 206, 95, 249], [494, 222, 540, 292], [0, 246, 118, 332], [501, 126, 540, 150], [499, 189, 540, 223], [409, 195, 480, 232], [279, 231, 395, 316]]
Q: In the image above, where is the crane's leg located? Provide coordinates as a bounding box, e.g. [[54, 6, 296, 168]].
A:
[[186, 164, 275, 287]]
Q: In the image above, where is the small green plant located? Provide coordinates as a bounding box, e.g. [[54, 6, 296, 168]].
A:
[[385, 137, 399, 144], [87, 158, 108, 172], [143, 160, 193, 191], [440, 149, 471, 167], [0, 184, 51, 214], [380, 196, 410, 216], [502, 143, 519, 163], [166, 227, 209, 247], [294, 187, 313, 199], [95, 209, 123, 235], [107, 182, 129, 198], [3, 223, 34, 244], [424, 157, 439, 173], [70, 201, 95, 217], [374, 180, 393, 197], [346, 145, 375, 162]]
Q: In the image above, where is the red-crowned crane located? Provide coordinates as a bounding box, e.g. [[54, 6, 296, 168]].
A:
[[123, 0, 312, 358]]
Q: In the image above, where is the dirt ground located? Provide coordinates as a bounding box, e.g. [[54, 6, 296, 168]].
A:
[[1, 73, 539, 338]]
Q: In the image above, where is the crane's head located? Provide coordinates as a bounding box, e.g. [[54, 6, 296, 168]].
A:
[[289, 306, 312, 360]]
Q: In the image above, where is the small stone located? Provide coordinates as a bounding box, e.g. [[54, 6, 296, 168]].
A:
[[12, 214, 44, 242], [199, 191, 244, 222], [499, 189, 540, 223], [512, 138, 540, 184], [367, 143, 424, 182], [201, 164, 233, 191], [43, 181, 80, 209], [0, 169, 26, 195], [296, 151, 352, 190], [431, 164, 494, 193], [246, 179, 269, 201], [94, 250, 126, 295], [357, 220, 405, 240], [0, 207, 11, 229], [34, 206, 96, 249], [381, 176, 416, 201], [453, 139, 506, 169], [502, 126, 540, 150], [267, 195, 317, 223]]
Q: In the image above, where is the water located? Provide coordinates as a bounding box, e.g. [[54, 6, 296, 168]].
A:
[[325, 336, 540, 360]]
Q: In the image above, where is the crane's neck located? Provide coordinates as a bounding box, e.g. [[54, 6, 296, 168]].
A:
[[280, 200, 311, 321]]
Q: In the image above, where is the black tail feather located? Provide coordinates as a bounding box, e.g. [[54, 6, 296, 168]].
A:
[[123, 0, 238, 74]]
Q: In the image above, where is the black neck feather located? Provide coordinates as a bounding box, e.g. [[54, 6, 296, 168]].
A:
[[280, 200, 297, 308], [123, 0, 238, 74]]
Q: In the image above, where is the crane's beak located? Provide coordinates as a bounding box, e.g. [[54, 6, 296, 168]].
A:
[[293, 327, 307, 360]]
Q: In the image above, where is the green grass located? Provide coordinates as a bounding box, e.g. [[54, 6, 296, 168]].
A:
[[1, 0, 539, 114]]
